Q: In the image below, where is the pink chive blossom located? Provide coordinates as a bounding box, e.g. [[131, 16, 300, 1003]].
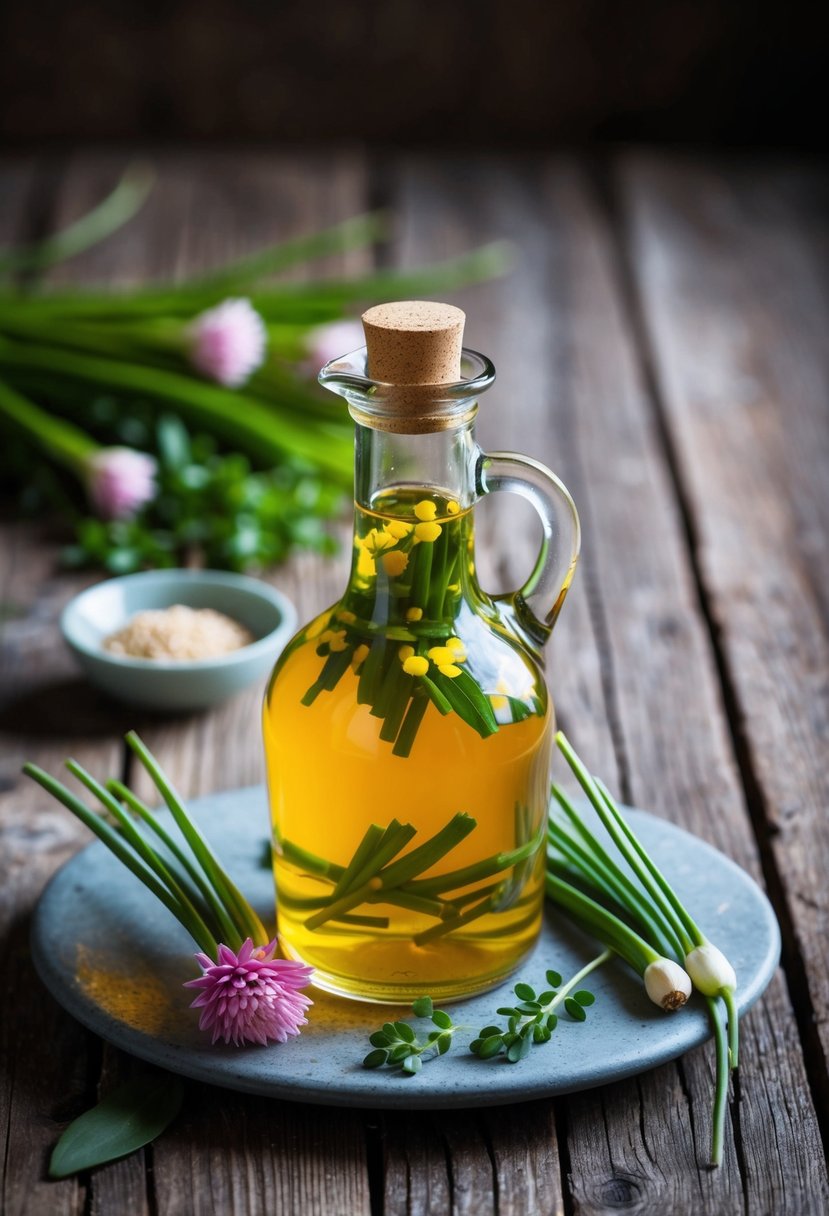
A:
[[188, 298, 267, 388], [305, 319, 365, 373], [86, 447, 157, 520], [184, 939, 313, 1046]]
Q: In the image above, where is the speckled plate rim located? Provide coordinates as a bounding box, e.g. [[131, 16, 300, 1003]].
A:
[[31, 787, 781, 1109]]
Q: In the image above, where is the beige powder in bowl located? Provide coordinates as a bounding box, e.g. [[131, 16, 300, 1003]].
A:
[[103, 604, 255, 661]]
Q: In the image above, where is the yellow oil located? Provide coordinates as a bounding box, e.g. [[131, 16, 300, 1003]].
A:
[[263, 492, 553, 1003]]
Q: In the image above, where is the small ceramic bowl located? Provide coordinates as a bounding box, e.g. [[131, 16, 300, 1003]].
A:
[[61, 569, 297, 712]]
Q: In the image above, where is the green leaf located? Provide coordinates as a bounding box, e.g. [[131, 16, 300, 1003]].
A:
[[546, 970, 563, 988], [573, 990, 596, 1007], [411, 996, 433, 1018], [49, 1073, 183, 1179], [363, 1049, 388, 1069], [478, 1026, 502, 1039], [388, 1044, 414, 1063], [394, 1021, 416, 1043], [496, 1006, 518, 1017], [564, 997, 587, 1022], [431, 669, 499, 739], [437, 1034, 452, 1056], [402, 1053, 423, 1075], [478, 1035, 504, 1060], [431, 1010, 452, 1029], [369, 1031, 391, 1048], [506, 1034, 532, 1063], [546, 1013, 558, 1031], [538, 991, 556, 1006], [469, 1038, 483, 1055], [514, 982, 536, 1001]]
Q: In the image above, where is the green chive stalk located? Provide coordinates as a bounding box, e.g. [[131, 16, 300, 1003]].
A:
[[24, 732, 270, 957], [547, 732, 739, 1166]]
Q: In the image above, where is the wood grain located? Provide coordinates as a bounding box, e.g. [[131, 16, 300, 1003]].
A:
[[42, 150, 372, 1216], [620, 153, 829, 1120], [2, 149, 826, 1215], [386, 153, 828, 1213]]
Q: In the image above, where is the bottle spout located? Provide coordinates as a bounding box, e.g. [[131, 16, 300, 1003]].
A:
[[318, 344, 495, 435]]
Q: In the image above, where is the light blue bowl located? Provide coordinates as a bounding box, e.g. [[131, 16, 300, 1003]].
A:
[[61, 569, 297, 712]]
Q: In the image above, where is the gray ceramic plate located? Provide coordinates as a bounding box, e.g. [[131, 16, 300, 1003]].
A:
[[32, 787, 780, 1109]]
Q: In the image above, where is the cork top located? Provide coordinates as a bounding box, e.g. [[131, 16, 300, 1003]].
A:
[[362, 301, 465, 386]]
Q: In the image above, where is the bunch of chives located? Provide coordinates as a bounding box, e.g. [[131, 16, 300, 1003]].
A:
[[547, 732, 739, 1167]]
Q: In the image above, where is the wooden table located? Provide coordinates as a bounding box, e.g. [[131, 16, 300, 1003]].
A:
[[1, 151, 827, 1215]]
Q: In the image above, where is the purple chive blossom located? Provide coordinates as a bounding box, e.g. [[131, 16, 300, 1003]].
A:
[[188, 298, 267, 387], [305, 319, 364, 372], [184, 939, 313, 1046], [86, 447, 158, 520]]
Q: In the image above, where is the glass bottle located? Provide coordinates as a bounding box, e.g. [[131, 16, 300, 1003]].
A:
[[263, 302, 580, 1003]]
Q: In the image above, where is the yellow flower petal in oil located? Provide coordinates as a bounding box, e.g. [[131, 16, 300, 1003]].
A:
[[446, 637, 466, 658], [351, 643, 370, 670], [381, 549, 409, 577], [402, 655, 429, 677], [447, 500, 460, 514], [490, 693, 509, 709], [365, 528, 395, 553], [357, 548, 376, 579], [338, 609, 356, 624], [328, 630, 348, 653], [427, 646, 454, 666], [405, 606, 424, 622], [414, 500, 437, 521], [386, 520, 413, 538], [398, 645, 415, 662], [414, 521, 442, 543], [438, 663, 462, 678]]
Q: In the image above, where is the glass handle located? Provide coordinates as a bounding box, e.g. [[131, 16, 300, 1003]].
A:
[[476, 450, 581, 645]]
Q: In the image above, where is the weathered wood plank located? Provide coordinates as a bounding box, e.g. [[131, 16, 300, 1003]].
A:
[[45, 150, 372, 1216], [155, 1091, 371, 1216], [0, 164, 122, 1216], [619, 158, 829, 1123], [388, 153, 828, 1214], [540, 159, 828, 1215], [0, 518, 125, 1216]]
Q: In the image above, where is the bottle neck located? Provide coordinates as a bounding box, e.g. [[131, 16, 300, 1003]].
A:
[[353, 417, 480, 512], [343, 418, 482, 627]]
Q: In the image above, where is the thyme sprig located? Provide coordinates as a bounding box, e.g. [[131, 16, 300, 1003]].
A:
[[362, 958, 607, 1074], [470, 953, 609, 1062], [363, 997, 463, 1075]]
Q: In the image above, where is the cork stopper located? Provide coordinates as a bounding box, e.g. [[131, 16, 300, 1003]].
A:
[[362, 301, 465, 386]]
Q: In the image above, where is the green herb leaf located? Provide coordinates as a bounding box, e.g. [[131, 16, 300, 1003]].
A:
[[402, 1054, 422, 1075], [411, 996, 433, 1018], [514, 982, 536, 1001], [369, 1031, 391, 1048], [363, 1049, 389, 1069], [478, 1035, 504, 1059], [431, 1010, 452, 1029], [49, 1073, 183, 1179], [394, 1021, 416, 1043], [564, 997, 588, 1022], [546, 969, 563, 987], [573, 990, 596, 1007]]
